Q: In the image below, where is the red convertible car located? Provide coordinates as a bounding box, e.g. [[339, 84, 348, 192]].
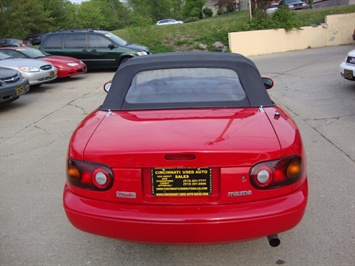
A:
[[0, 47, 87, 78], [64, 52, 308, 246]]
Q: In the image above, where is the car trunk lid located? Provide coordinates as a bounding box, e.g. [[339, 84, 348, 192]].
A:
[[84, 108, 282, 204]]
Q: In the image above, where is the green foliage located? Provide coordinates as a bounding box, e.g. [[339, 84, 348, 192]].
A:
[[184, 17, 200, 23], [243, 7, 301, 31], [127, 0, 183, 23], [78, 1, 105, 29], [1, 0, 354, 55], [114, 6, 355, 54], [0, 0, 53, 38], [91, 0, 129, 30], [203, 7, 213, 18], [174, 39, 189, 46], [227, 4, 235, 13], [272, 6, 302, 30], [182, 0, 204, 18], [191, 7, 203, 18], [129, 14, 154, 27]]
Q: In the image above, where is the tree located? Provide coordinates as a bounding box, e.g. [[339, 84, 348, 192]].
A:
[[41, 0, 81, 31], [91, 0, 130, 30], [128, 0, 184, 24], [77, 1, 105, 29], [182, 0, 204, 19], [0, 0, 53, 38]]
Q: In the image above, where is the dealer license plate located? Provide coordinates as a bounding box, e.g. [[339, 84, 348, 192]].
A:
[[344, 69, 353, 79], [15, 86, 24, 95], [152, 168, 212, 196]]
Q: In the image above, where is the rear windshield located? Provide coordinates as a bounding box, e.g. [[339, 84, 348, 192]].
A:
[[125, 68, 246, 104]]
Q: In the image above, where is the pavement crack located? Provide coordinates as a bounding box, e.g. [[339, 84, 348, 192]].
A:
[[1, 88, 98, 144], [285, 106, 355, 163], [68, 103, 88, 115]]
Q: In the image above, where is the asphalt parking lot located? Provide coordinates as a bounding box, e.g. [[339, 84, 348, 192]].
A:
[[0, 44, 354, 266]]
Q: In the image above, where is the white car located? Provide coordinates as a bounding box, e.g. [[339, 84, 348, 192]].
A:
[[266, 3, 279, 14], [0, 52, 57, 87], [156, 19, 183, 25], [340, 50, 355, 81]]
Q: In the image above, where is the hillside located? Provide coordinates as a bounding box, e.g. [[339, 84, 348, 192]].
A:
[[113, 6, 355, 53]]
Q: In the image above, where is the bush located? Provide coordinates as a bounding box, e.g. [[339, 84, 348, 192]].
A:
[[203, 7, 213, 18], [227, 4, 235, 13], [190, 7, 203, 19], [272, 6, 302, 31], [244, 7, 301, 31], [184, 17, 200, 23]]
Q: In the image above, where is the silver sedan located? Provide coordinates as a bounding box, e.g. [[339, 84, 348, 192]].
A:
[[0, 52, 57, 87], [156, 19, 184, 25]]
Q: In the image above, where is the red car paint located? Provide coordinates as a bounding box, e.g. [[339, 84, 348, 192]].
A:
[[63, 52, 308, 245], [65, 107, 307, 244]]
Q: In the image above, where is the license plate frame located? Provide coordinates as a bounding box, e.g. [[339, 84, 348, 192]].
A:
[[152, 168, 212, 196]]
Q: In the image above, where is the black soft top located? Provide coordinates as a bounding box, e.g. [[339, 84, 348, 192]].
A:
[[100, 52, 273, 111]]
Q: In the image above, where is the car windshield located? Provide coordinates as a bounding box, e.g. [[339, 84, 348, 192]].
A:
[[18, 48, 47, 58], [104, 32, 127, 46], [125, 68, 246, 104]]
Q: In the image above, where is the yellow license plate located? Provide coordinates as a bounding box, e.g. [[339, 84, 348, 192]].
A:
[[49, 71, 55, 77], [344, 69, 353, 79], [15, 87, 24, 95], [152, 168, 212, 196]]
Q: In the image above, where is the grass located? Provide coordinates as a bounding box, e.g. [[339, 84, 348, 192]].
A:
[[113, 6, 355, 54]]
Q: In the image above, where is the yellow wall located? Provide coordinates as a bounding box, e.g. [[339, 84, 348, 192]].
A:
[[228, 13, 355, 56]]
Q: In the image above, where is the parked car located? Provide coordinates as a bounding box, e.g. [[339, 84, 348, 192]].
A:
[[0, 52, 57, 87], [40, 29, 150, 70], [266, 3, 279, 14], [0, 47, 87, 78], [279, 0, 309, 9], [24, 34, 45, 45], [339, 50, 355, 81], [64, 52, 308, 246], [156, 19, 184, 25], [0, 67, 30, 105], [0, 38, 32, 47]]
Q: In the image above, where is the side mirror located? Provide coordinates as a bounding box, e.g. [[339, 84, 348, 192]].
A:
[[108, 44, 115, 50], [103, 82, 112, 93], [261, 77, 274, 90]]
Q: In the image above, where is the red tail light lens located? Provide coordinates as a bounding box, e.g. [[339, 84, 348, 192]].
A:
[[67, 159, 113, 191], [250, 156, 303, 189]]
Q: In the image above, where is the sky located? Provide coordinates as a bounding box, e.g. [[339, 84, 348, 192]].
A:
[[69, 0, 86, 3]]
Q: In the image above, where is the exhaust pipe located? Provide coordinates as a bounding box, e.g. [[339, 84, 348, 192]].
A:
[[267, 234, 281, 247]]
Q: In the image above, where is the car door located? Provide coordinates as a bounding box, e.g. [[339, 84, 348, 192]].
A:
[[87, 33, 121, 68], [62, 33, 91, 65]]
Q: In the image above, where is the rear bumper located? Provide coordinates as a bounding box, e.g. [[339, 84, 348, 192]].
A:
[[63, 180, 308, 244]]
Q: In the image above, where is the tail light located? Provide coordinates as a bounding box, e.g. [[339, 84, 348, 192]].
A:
[[250, 156, 303, 189], [67, 159, 113, 191]]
